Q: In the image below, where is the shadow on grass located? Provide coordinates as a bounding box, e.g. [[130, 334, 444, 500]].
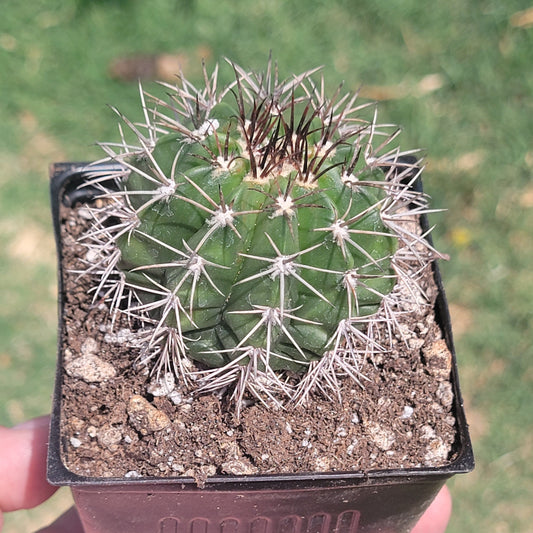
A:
[[74, 0, 196, 15]]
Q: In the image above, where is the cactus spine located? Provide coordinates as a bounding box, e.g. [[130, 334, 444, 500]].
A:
[[81, 60, 439, 409]]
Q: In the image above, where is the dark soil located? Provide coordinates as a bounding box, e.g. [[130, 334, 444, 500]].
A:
[[57, 202, 458, 485]]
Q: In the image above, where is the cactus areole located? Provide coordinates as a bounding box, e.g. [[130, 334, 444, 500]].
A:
[[83, 60, 439, 408]]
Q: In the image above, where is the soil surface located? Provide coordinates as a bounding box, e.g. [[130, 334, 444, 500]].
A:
[[57, 201, 458, 485]]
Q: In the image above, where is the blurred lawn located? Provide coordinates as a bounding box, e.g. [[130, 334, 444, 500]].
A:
[[1, 0, 532, 531]]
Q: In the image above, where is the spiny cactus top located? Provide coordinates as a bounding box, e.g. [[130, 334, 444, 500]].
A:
[[82, 60, 439, 409]]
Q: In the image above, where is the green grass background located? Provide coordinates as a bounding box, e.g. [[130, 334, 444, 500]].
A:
[[1, 0, 532, 531]]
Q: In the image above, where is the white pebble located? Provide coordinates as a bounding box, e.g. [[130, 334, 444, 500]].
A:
[[147, 372, 175, 397], [436, 381, 454, 408], [401, 405, 414, 419], [65, 354, 116, 383], [85, 249, 101, 263], [97, 425, 123, 450], [104, 328, 137, 345], [425, 438, 450, 465], [80, 337, 98, 356], [168, 390, 183, 405], [421, 425, 437, 440], [366, 422, 396, 451]]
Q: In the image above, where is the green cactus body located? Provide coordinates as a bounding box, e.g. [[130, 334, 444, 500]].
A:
[[115, 104, 396, 371], [85, 61, 434, 405]]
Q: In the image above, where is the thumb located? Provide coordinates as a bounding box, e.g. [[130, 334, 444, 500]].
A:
[[0, 416, 58, 514], [411, 485, 452, 533]]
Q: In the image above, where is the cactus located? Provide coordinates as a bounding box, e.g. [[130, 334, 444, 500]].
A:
[[82, 60, 439, 409]]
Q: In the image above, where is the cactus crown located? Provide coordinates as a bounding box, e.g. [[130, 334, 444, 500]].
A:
[[81, 59, 438, 410]]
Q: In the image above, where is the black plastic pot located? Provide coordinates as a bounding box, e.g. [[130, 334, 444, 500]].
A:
[[47, 162, 474, 533]]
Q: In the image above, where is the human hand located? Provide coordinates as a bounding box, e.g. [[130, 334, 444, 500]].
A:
[[0, 416, 451, 533], [411, 484, 452, 533], [0, 416, 82, 532]]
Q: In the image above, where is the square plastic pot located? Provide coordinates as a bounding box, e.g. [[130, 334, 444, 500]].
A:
[[47, 162, 474, 533]]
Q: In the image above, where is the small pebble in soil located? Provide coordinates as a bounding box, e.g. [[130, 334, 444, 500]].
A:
[[63, 348, 74, 364], [436, 381, 454, 408], [408, 337, 425, 351], [424, 438, 450, 465], [444, 416, 456, 427], [127, 395, 171, 435], [80, 337, 98, 356], [65, 354, 117, 383], [221, 459, 258, 475], [401, 405, 415, 419], [77, 207, 93, 220], [366, 422, 396, 451], [314, 456, 331, 471], [423, 339, 452, 380], [168, 390, 183, 405], [70, 437, 82, 448], [147, 372, 175, 396], [104, 328, 138, 346], [420, 425, 437, 440], [97, 424, 123, 451], [85, 249, 101, 263]]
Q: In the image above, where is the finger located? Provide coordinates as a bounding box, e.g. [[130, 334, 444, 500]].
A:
[[411, 485, 452, 533], [34, 507, 83, 533], [0, 416, 58, 513]]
